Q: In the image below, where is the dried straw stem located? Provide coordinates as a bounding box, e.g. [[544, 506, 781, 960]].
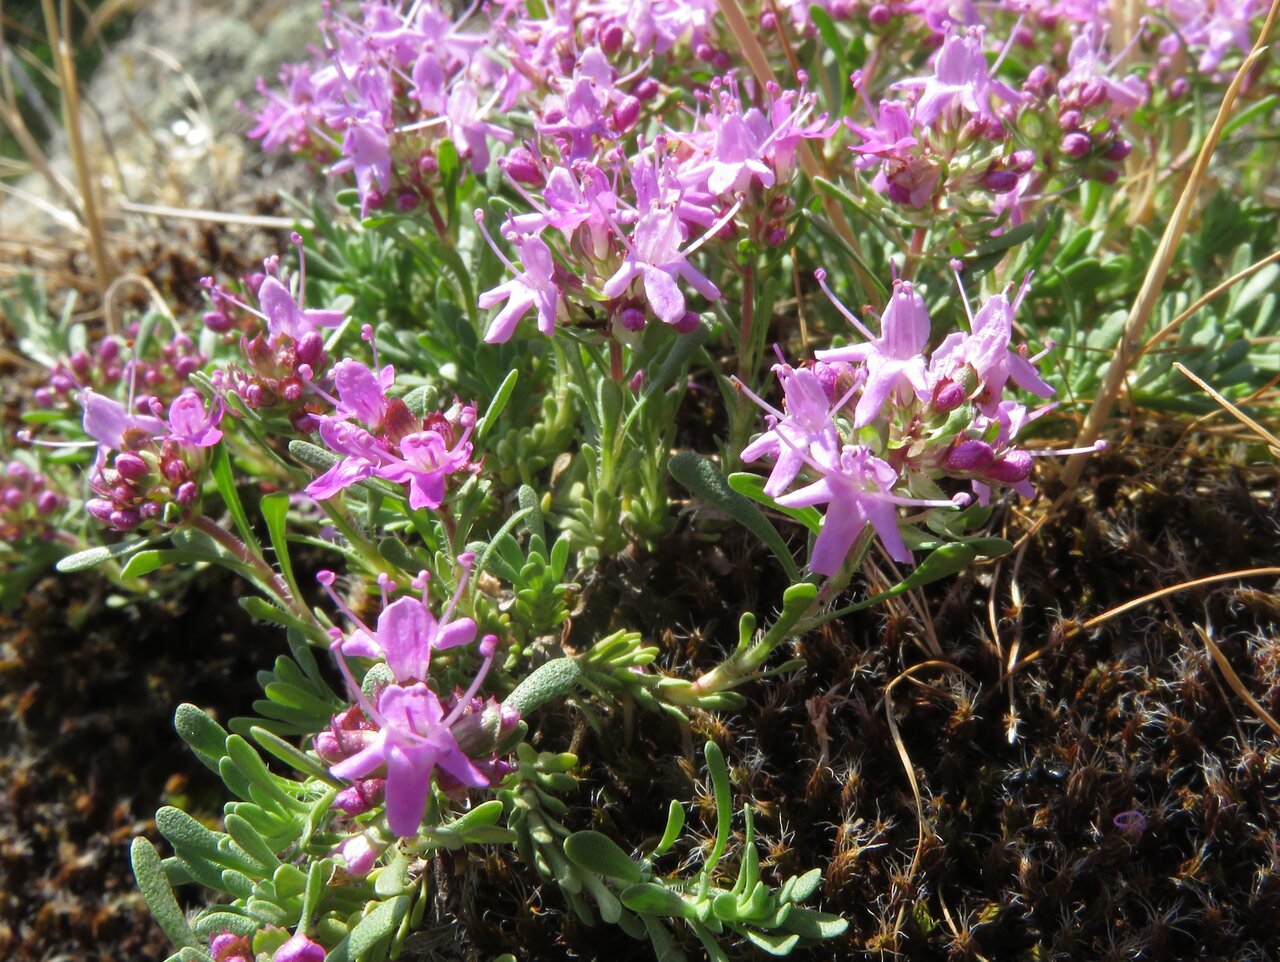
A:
[[1060, 0, 1280, 487]]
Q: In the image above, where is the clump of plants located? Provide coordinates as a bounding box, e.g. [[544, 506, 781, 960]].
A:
[[4, 1, 1280, 960]]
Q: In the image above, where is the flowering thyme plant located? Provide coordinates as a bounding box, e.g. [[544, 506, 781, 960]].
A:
[[5, 0, 1278, 960]]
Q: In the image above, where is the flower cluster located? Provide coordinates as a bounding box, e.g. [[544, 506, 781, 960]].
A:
[[204, 235, 339, 424], [845, 18, 1146, 220], [317, 564, 517, 842], [79, 389, 223, 530], [35, 325, 206, 411], [0, 458, 65, 542], [740, 266, 1096, 576], [304, 346, 479, 511]]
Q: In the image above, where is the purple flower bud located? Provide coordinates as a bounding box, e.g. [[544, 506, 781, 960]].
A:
[[985, 450, 1033, 483], [1024, 65, 1052, 94], [760, 10, 778, 30], [868, 4, 891, 25], [982, 169, 1020, 194], [244, 383, 267, 408], [50, 373, 76, 393], [175, 481, 199, 505], [296, 331, 326, 367], [694, 42, 714, 61], [1058, 109, 1083, 131], [115, 452, 150, 480], [203, 310, 231, 333], [173, 356, 199, 378], [396, 191, 419, 212], [36, 491, 61, 514], [1170, 77, 1189, 100], [334, 778, 385, 815], [629, 369, 646, 392], [500, 147, 544, 187], [211, 931, 253, 962], [161, 458, 187, 483], [1011, 24, 1034, 47], [765, 226, 788, 247], [632, 78, 660, 101], [335, 833, 380, 876], [619, 306, 646, 332], [600, 22, 625, 54], [932, 380, 966, 413], [945, 440, 996, 472], [612, 96, 641, 133], [1061, 132, 1091, 158], [140, 501, 163, 520], [86, 499, 115, 524], [69, 352, 92, 377], [3, 488, 22, 510], [109, 508, 142, 530], [1009, 149, 1037, 174], [712, 51, 732, 71], [282, 380, 303, 404], [98, 338, 120, 363], [5, 461, 29, 480], [1104, 139, 1133, 161], [1092, 166, 1120, 185], [273, 933, 327, 962], [673, 311, 701, 334], [34, 388, 54, 407], [831, 0, 854, 18]]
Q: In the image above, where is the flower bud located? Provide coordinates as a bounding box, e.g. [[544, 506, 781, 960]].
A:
[[631, 78, 659, 101], [1061, 131, 1091, 158], [672, 311, 701, 334], [1058, 109, 1082, 131], [945, 439, 996, 472], [868, 4, 891, 25], [1009, 149, 1037, 174], [760, 10, 778, 30], [985, 450, 1033, 483], [274, 933, 327, 962], [176, 481, 199, 505], [335, 833, 381, 876], [211, 931, 253, 962], [2, 488, 22, 509], [982, 168, 1019, 194], [931, 380, 966, 413], [500, 147, 544, 187], [36, 491, 61, 514], [1104, 139, 1133, 161], [334, 778, 385, 815], [612, 96, 641, 133], [115, 452, 150, 481], [600, 22, 625, 54], [109, 508, 142, 530], [396, 191, 420, 212]]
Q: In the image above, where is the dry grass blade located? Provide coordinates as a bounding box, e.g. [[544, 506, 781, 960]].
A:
[[1172, 361, 1280, 457], [1061, 0, 1280, 487], [1011, 567, 1280, 673], [1135, 249, 1280, 363], [39, 0, 111, 296], [119, 200, 308, 230], [1195, 624, 1280, 737]]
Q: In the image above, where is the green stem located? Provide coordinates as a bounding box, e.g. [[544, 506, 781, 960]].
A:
[[193, 515, 308, 620]]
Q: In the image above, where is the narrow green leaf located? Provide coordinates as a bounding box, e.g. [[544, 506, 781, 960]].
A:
[[476, 369, 519, 445], [131, 837, 198, 948], [704, 741, 732, 872], [174, 704, 230, 762], [261, 493, 301, 601], [727, 473, 822, 534], [56, 536, 155, 573], [224, 814, 281, 871], [619, 883, 695, 919], [745, 930, 800, 955], [517, 484, 545, 545], [654, 801, 685, 857], [348, 895, 410, 960], [504, 658, 581, 715], [786, 868, 822, 903], [250, 726, 341, 785], [669, 453, 800, 581], [211, 446, 260, 554], [225, 735, 307, 813]]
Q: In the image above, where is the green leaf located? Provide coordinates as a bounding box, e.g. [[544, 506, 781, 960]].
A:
[[211, 446, 261, 554], [704, 741, 732, 872], [786, 868, 822, 903], [504, 658, 581, 715], [56, 536, 156, 573], [261, 493, 300, 601], [289, 439, 340, 472], [654, 801, 685, 857], [669, 452, 800, 581], [745, 930, 800, 955], [348, 895, 410, 960], [250, 726, 340, 785], [619, 883, 695, 920], [782, 907, 848, 940], [191, 912, 257, 937], [224, 814, 281, 871], [476, 369, 519, 445], [225, 735, 307, 813], [175, 704, 230, 763], [727, 473, 822, 534], [564, 831, 643, 883], [131, 837, 198, 948]]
